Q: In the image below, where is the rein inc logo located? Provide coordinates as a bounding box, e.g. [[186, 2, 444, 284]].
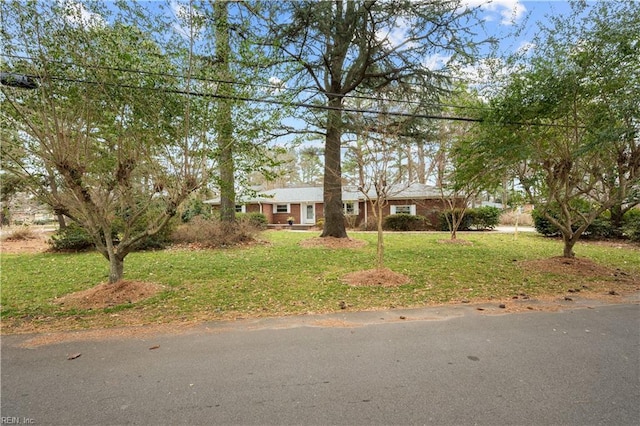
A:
[[1, 418, 35, 424]]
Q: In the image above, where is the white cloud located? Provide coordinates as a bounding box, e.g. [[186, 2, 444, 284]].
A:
[[60, 0, 105, 27], [268, 76, 287, 94], [423, 53, 451, 71], [462, 0, 527, 26], [375, 17, 417, 50]]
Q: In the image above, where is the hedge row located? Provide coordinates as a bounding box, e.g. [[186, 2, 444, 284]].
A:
[[383, 213, 430, 231]]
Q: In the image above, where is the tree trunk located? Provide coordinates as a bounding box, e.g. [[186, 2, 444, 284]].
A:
[[46, 166, 66, 229], [416, 141, 426, 184], [609, 204, 624, 236], [56, 213, 67, 230], [320, 98, 347, 238], [215, 0, 236, 224], [108, 254, 124, 284], [562, 234, 577, 258], [376, 204, 384, 269]]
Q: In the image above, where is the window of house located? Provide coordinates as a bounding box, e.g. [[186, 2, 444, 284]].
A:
[[274, 204, 290, 213], [391, 205, 416, 215], [235, 205, 246, 213], [343, 202, 358, 215]]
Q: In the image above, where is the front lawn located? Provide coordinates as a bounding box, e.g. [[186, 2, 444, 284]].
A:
[[1, 231, 638, 333]]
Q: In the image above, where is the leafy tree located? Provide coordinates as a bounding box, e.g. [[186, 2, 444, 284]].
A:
[[437, 87, 498, 240], [474, 0, 639, 257], [350, 110, 404, 269], [1, 1, 207, 282], [258, 0, 488, 238]]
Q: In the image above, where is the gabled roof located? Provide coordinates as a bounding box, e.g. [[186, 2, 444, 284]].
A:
[[205, 183, 442, 205]]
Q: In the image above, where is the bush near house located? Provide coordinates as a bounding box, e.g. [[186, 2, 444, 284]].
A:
[[171, 214, 263, 247], [439, 209, 473, 232], [237, 212, 268, 229], [383, 213, 430, 231], [439, 206, 501, 232], [470, 206, 501, 230]]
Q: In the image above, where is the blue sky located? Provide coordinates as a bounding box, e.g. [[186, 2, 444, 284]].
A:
[[476, 0, 576, 54]]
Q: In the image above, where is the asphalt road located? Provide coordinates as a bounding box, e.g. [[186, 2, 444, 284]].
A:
[[2, 303, 639, 426]]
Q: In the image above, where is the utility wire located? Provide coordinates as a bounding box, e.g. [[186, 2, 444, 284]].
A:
[[2, 53, 488, 112], [14, 72, 484, 123], [2, 64, 580, 128]]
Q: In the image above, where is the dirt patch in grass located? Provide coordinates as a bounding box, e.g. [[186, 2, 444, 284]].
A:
[[55, 280, 165, 310], [1, 231, 51, 254], [342, 268, 410, 287], [300, 236, 367, 249], [519, 256, 639, 282]]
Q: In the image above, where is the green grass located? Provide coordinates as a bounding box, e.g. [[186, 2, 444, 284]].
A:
[[1, 231, 639, 332]]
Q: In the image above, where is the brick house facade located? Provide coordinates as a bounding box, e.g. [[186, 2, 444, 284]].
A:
[[206, 183, 461, 229]]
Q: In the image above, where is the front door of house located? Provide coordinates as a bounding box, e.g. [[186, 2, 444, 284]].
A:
[[303, 203, 315, 224]]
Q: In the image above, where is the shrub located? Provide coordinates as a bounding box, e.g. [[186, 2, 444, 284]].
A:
[[532, 209, 559, 236], [470, 206, 501, 230], [583, 214, 615, 239], [384, 214, 430, 231], [237, 212, 268, 229], [623, 209, 640, 242], [48, 223, 95, 251], [171, 215, 261, 247], [358, 217, 376, 231], [439, 209, 472, 232], [132, 219, 176, 250], [180, 198, 210, 223], [48, 217, 175, 252], [533, 207, 629, 239]]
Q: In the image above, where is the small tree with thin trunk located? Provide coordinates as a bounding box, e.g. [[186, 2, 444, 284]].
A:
[[346, 99, 411, 270]]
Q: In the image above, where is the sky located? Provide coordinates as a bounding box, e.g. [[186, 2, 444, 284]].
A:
[[68, 0, 580, 65], [474, 0, 576, 54]]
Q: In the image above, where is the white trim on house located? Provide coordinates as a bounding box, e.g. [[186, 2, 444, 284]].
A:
[[273, 203, 290, 214], [390, 205, 417, 215], [301, 203, 316, 224], [343, 201, 359, 215]]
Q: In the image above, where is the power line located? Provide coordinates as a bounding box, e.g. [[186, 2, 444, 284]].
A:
[[1, 66, 581, 129], [2, 71, 486, 124], [2, 53, 488, 112]]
